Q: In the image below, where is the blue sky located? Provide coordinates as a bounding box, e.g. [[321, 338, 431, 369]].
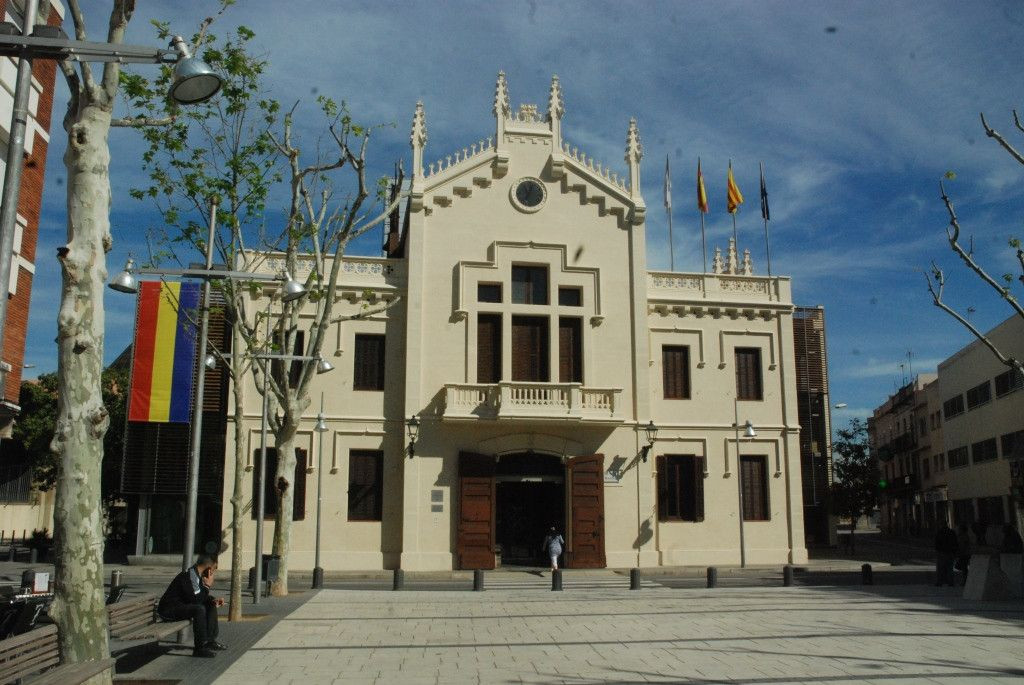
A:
[[25, 1, 1024, 427]]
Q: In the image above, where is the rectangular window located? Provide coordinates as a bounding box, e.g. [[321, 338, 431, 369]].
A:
[[251, 448, 307, 520], [1000, 430, 1024, 459], [971, 437, 998, 464], [557, 287, 582, 307], [948, 446, 969, 469], [477, 314, 502, 383], [477, 283, 502, 303], [965, 381, 991, 410], [921, 457, 930, 479], [511, 316, 549, 382], [348, 450, 383, 521], [353, 334, 386, 391], [656, 455, 705, 522], [741, 455, 769, 521], [735, 347, 763, 401], [942, 395, 964, 419], [994, 367, 1024, 397], [938, 453, 946, 471], [558, 317, 583, 383], [919, 418, 927, 435], [511, 265, 548, 305], [662, 345, 691, 399]]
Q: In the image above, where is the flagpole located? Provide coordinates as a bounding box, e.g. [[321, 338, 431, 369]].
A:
[[760, 161, 772, 279], [667, 207, 675, 271], [664, 155, 674, 271], [700, 212, 707, 274]]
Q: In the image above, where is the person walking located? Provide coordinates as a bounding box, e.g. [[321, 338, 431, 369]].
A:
[[158, 554, 226, 658], [543, 526, 565, 572], [955, 523, 972, 586], [934, 522, 958, 587]]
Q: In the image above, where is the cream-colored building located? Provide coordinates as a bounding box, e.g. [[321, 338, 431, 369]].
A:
[[223, 74, 808, 571]]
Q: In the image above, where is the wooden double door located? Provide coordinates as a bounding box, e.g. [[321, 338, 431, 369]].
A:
[[456, 452, 605, 569]]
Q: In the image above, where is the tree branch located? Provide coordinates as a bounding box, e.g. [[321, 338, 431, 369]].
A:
[[111, 115, 178, 128], [66, 0, 95, 96], [980, 112, 1024, 166], [100, 0, 136, 101]]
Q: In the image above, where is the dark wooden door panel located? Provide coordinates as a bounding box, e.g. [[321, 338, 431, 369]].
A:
[[567, 454, 605, 568], [457, 452, 496, 570]]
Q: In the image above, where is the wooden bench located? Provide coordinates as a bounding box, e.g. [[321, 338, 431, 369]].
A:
[[0, 623, 115, 685], [106, 593, 189, 642]]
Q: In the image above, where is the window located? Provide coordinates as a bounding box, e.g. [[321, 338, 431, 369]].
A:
[[353, 334, 386, 391], [477, 314, 502, 383], [0, 461, 31, 504], [251, 448, 307, 520], [740, 455, 769, 520], [948, 446, 969, 469], [1000, 430, 1024, 459], [477, 283, 502, 303], [662, 345, 691, 399], [937, 452, 946, 471], [558, 287, 582, 307], [511, 265, 548, 305], [994, 367, 1024, 397], [971, 437, 998, 464], [657, 455, 705, 522], [348, 450, 383, 521], [965, 381, 991, 410], [735, 348, 763, 401], [511, 316, 549, 381], [976, 496, 1005, 525], [921, 457, 930, 479], [558, 317, 583, 383], [919, 418, 927, 436], [942, 395, 964, 419]]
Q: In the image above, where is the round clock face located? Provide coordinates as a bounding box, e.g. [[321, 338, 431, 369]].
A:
[[511, 178, 546, 212]]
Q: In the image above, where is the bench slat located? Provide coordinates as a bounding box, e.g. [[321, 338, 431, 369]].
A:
[[0, 622, 56, 650], [121, 620, 189, 640], [2, 647, 60, 682], [28, 657, 117, 685]]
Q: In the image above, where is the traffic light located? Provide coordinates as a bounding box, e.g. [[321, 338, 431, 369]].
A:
[[878, 478, 888, 490]]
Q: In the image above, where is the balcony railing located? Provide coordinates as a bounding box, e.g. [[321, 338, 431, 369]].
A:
[[443, 382, 623, 422]]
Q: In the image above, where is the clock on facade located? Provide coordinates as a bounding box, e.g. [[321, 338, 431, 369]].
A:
[[510, 177, 546, 212]]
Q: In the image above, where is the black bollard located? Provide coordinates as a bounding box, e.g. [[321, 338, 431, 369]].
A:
[[473, 569, 484, 591], [861, 563, 873, 585], [783, 565, 794, 587], [21, 569, 34, 593], [551, 569, 563, 591], [29, 547, 37, 563], [311, 567, 324, 590], [706, 566, 718, 588], [629, 568, 641, 590], [392, 568, 404, 591]]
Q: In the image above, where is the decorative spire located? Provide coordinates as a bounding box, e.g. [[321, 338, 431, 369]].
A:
[[410, 101, 427, 179], [742, 248, 753, 275], [712, 246, 724, 274], [727, 237, 739, 274], [625, 118, 643, 198], [493, 71, 510, 119], [547, 75, 564, 121]]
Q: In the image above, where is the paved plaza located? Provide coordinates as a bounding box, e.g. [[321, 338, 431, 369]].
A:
[[213, 574, 1024, 685]]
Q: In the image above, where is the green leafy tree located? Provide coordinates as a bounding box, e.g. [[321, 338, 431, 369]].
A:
[[830, 419, 878, 551]]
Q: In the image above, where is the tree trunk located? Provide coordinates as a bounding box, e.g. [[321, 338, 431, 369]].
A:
[[49, 103, 113, 681], [227, 347, 246, 620], [270, 423, 297, 596]]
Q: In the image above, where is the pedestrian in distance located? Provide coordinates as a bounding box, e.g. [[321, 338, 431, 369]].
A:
[[934, 521, 958, 587], [542, 526, 565, 572], [157, 553, 226, 658], [1000, 523, 1023, 554], [954, 523, 972, 586]]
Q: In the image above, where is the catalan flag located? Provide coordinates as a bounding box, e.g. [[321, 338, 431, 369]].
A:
[[128, 281, 200, 423], [727, 161, 744, 214], [697, 158, 709, 213]]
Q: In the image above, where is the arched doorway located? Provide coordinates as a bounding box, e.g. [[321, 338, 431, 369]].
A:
[[494, 452, 565, 566]]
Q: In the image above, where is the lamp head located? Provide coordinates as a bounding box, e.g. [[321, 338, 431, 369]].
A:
[[108, 258, 138, 293], [744, 420, 756, 439], [168, 36, 223, 105], [407, 415, 421, 441], [315, 357, 334, 374], [644, 420, 659, 446], [314, 412, 329, 433], [280, 271, 307, 303], [203, 354, 217, 370]]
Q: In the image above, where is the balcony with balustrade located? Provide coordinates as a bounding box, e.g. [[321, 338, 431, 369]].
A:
[[443, 382, 623, 423]]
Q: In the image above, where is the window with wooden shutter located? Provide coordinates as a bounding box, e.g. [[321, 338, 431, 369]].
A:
[[735, 347, 763, 401], [353, 334, 386, 391], [251, 448, 307, 520], [558, 317, 583, 383], [740, 455, 769, 521], [348, 450, 383, 521], [511, 265, 548, 304], [511, 316, 549, 382], [656, 455, 704, 522], [477, 314, 502, 383], [662, 345, 691, 399]]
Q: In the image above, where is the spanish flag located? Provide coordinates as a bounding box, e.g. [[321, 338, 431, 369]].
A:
[[697, 158, 709, 213], [128, 281, 200, 423], [727, 161, 744, 214]]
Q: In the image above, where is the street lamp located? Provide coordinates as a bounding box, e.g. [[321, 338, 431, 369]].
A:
[[0, 3, 223, 399], [639, 421, 658, 462], [734, 397, 756, 568], [312, 393, 329, 590], [406, 415, 420, 458]]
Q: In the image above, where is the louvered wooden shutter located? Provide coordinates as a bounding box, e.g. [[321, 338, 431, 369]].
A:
[[693, 457, 705, 522], [741, 455, 769, 520], [348, 450, 383, 521], [477, 314, 501, 383], [559, 317, 582, 383], [511, 316, 548, 382], [662, 346, 690, 399], [735, 348, 763, 400], [354, 334, 386, 390], [656, 455, 668, 521]]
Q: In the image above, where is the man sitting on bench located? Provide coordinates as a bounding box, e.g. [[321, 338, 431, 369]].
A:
[[157, 554, 226, 658]]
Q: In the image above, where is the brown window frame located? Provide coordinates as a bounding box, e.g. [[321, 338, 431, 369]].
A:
[[740, 454, 769, 521], [511, 315, 549, 382], [477, 283, 502, 303], [510, 264, 549, 305], [656, 455, 705, 522], [348, 450, 383, 521], [662, 345, 691, 399], [353, 334, 386, 391], [735, 347, 763, 401], [557, 286, 582, 307], [558, 316, 583, 383], [251, 447, 307, 521], [476, 313, 502, 383]]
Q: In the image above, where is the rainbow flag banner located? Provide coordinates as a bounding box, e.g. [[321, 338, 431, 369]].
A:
[[128, 281, 201, 423]]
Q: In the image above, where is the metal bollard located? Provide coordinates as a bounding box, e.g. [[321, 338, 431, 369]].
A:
[[629, 568, 641, 590], [551, 569, 563, 591], [29, 547, 37, 563], [111, 570, 124, 590], [21, 569, 34, 593], [861, 563, 873, 585], [783, 565, 794, 587], [473, 569, 484, 591], [706, 566, 718, 588], [392, 568, 404, 591]]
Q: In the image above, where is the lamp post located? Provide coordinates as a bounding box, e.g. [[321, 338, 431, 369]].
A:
[[733, 397, 756, 568], [406, 415, 420, 458], [312, 393, 329, 589], [639, 421, 658, 462], [0, 4, 222, 398]]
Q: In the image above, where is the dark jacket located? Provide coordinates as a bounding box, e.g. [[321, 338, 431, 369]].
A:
[[158, 567, 210, 615], [935, 527, 958, 555]]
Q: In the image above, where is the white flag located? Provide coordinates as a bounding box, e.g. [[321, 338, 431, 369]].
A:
[[663, 156, 672, 210]]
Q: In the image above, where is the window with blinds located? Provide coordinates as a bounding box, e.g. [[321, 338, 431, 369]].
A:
[[477, 314, 502, 383], [348, 450, 383, 521], [353, 334, 386, 391], [511, 265, 548, 304], [656, 455, 704, 521], [558, 317, 582, 383], [740, 455, 769, 521], [662, 345, 691, 399], [735, 347, 763, 401], [511, 316, 549, 382], [250, 448, 307, 520]]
